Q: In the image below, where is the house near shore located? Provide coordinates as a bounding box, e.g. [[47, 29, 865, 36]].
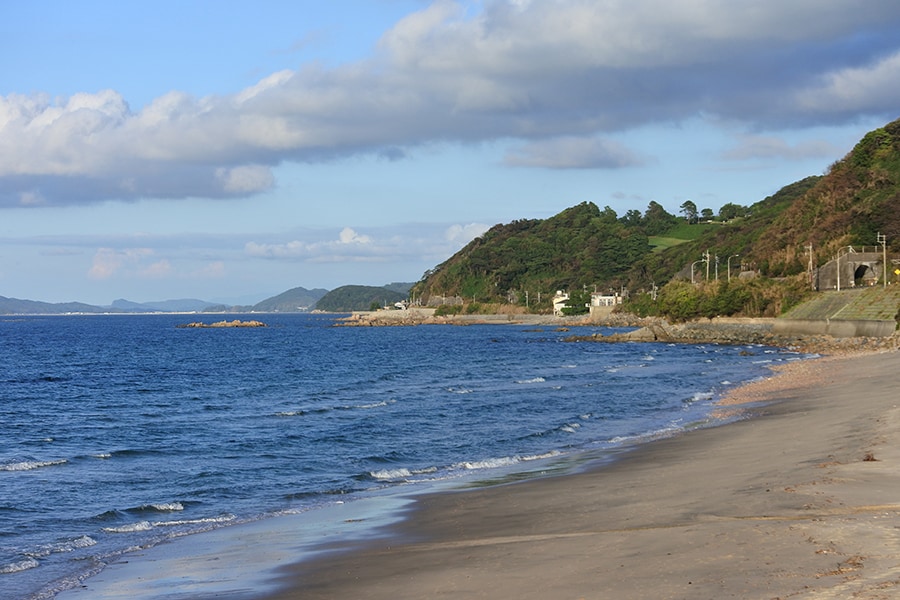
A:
[[552, 291, 569, 316]]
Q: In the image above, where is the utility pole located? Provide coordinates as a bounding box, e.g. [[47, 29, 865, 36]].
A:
[[836, 249, 841, 291], [806, 244, 814, 290], [878, 233, 887, 288], [727, 254, 740, 282], [703, 249, 711, 281]]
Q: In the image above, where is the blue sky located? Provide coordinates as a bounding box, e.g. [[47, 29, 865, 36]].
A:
[[2, 1, 899, 305]]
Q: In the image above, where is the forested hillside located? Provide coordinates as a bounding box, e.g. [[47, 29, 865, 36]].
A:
[[412, 202, 657, 309], [411, 117, 900, 318]]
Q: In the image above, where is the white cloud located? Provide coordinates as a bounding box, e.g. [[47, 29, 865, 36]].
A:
[[793, 50, 900, 118], [723, 135, 839, 161], [215, 165, 275, 194], [504, 136, 648, 169], [245, 222, 487, 264], [445, 223, 490, 244], [338, 227, 372, 244], [3, 1, 900, 206], [88, 247, 154, 280]]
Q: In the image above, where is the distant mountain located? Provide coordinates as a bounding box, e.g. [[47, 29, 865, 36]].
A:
[[0, 296, 114, 315], [251, 286, 329, 312], [110, 298, 219, 312], [382, 282, 414, 295], [314, 285, 407, 312]]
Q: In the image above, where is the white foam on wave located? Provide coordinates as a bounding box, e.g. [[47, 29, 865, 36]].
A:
[[0, 557, 40, 574], [687, 391, 714, 403], [370, 468, 412, 480], [102, 514, 235, 533], [447, 387, 473, 394], [0, 458, 67, 472], [515, 377, 545, 384], [369, 466, 438, 480], [28, 535, 97, 558], [148, 502, 184, 512], [155, 514, 236, 527], [455, 450, 562, 471], [560, 422, 581, 434], [356, 399, 395, 410], [102, 521, 154, 533]]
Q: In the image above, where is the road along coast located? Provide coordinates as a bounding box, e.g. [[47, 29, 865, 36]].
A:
[[262, 348, 900, 600]]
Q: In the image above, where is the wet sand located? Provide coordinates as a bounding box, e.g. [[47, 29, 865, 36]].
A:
[[263, 349, 900, 600]]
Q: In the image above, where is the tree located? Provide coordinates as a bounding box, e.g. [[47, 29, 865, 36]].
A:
[[561, 288, 591, 316], [700, 208, 714, 221], [680, 200, 698, 223], [643, 201, 677, 235], [718, 202, 746, 221], [619, 209, 643, 228]]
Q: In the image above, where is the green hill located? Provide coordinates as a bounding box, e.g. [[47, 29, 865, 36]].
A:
[[314, 285, 406, 312], [252, 286, 329, 312], [411, 202, 653, 311]]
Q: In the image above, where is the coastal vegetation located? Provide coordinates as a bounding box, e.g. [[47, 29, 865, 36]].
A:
[[411, 117, 900, 320], [315, 285, 408, 312]]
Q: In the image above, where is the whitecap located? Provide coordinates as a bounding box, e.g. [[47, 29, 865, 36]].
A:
[[148, 502, 184, 512], [370, 468, 412, 480], [0, 557, 40, 574], [0, 458, 67, 472], [686, 392, 714, 403], [102, 521, 153, 533], [515, 377, 545, 384], [356, 400, 394, 410], [456, 457, 519, 470], [155, 515, 235, 527], [29, 535, 98, 557]]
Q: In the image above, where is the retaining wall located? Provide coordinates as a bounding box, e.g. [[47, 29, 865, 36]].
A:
[[773, 318, 896, 338]]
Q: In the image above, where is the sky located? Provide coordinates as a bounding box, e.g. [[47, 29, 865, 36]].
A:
[[2, 1, 900, 305]]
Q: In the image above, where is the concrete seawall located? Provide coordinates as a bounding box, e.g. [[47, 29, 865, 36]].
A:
[[773, 318, 896, 338]]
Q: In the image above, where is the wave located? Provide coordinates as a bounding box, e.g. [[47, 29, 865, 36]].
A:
[[102, 513, 236, 534], [515, 377, 546, 384], [276, 399, 396, 417], [368, 466, 438, 481], [0, 557, 40, 574], [130, 502, 184, 513], [102, 521, 154, 533], [454, 450, 562, 471], [0, 458, 67, 472], [27, 535, 97, 558], [685, 391, 714, 404]]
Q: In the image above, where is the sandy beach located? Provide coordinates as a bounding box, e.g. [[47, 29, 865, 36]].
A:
[[261, 349, 900, 600]]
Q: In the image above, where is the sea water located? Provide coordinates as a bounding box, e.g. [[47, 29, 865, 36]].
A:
[[0, 313, 799, 599]]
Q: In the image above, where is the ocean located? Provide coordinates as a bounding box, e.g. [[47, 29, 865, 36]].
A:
[[0, 313, 801, 599]]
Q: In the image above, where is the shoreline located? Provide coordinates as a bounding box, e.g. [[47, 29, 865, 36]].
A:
[[260, 347, 900, 599]]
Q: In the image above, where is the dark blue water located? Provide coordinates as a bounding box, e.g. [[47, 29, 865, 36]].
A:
[[0, 314, 798, 599]]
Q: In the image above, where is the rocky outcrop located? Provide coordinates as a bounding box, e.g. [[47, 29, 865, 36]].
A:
[[176, 320, 266, 328]]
